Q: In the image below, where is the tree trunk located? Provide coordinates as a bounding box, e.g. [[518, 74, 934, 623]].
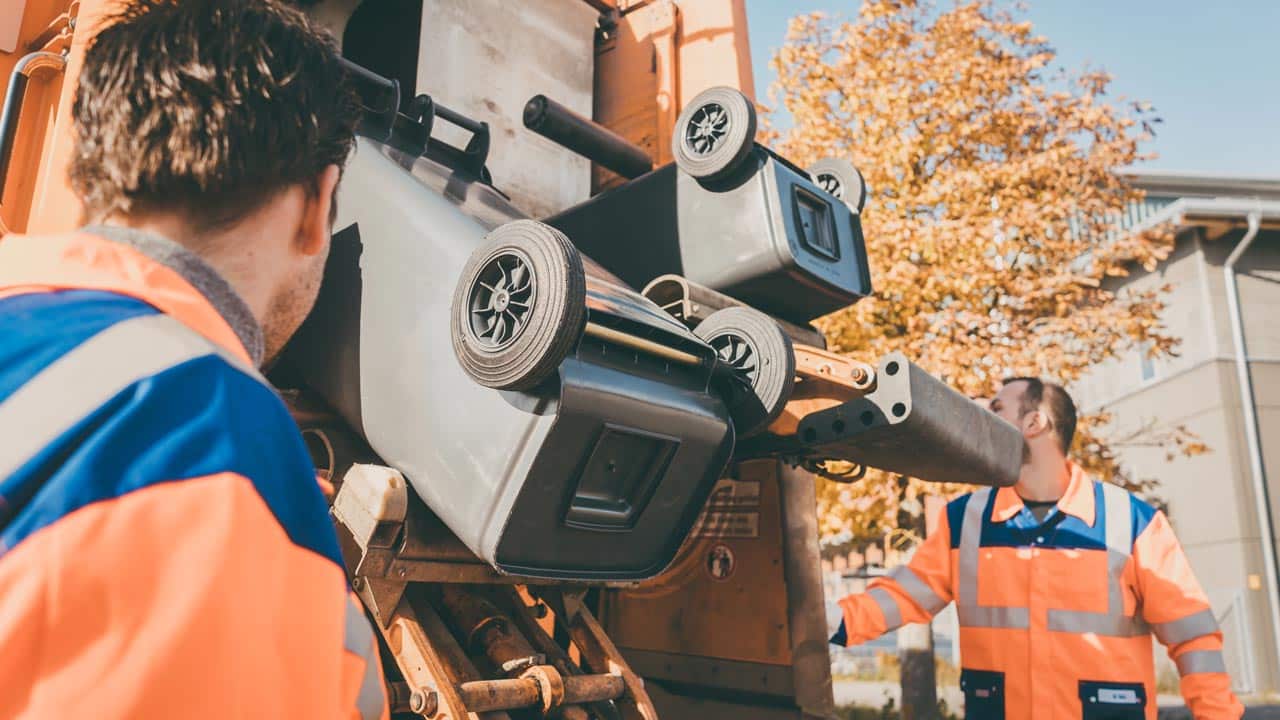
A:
[[898, 620, 938, 720], [896, 475, 938, 720]]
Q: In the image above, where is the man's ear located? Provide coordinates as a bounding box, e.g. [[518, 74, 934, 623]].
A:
[[1022, 409, 1050, 439], [296, 164, 341, 257]]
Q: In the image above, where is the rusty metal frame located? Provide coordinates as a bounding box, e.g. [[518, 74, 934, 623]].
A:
[[365, 580, 650, 718], [498, 587, 616, 718], [313, 400, 658, 718], [546, 589, 659, 720], [377, 591, 473, 720]]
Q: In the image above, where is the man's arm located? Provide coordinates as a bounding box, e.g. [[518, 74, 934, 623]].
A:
[[0, 358, 387, 720], [834, 506, 954, 646], [1134, 510, 1243, 720], [0, 472, 385, 719]]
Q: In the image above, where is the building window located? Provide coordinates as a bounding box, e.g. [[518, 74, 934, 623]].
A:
[[1139, 345, 1157, 382]]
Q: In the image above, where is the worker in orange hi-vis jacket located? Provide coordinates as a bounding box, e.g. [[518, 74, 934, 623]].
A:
[[832, 377, 1243, 720], [0, 2, 383, 718]]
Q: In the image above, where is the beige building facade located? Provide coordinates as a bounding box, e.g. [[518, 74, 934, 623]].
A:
[[1074, 171, 1280, 696]]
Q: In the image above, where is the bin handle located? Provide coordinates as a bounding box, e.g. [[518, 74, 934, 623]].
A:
[[0, 51, 68, 206]]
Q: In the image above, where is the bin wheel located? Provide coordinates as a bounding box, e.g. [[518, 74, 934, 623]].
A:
[[452, 220, 586, 391], [809, 157, 868, 213], [695, 307, 795, 438], [672, 86, 757, 182]]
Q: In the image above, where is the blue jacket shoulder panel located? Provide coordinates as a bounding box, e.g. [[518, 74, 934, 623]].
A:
[[0, 290, 157, 404], [946, 492, 975, 549], [1127, 490, 1160, 545], [0, 292, 341, 567]]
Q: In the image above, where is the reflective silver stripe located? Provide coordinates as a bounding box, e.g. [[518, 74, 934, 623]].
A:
[[869, 587, 903, 631], [0, 314, 231, 480], [889, 565, 948, 615], [1047, 602, 1148, 636], [1047, 483, 1146, 637], [1153, 608, 1220, 646], [1102, 481, 1132, 556], [1176, 649, 1228, 676], [956, 483, 1148, 635], [344, 596, 374, 658], [1046, 549, 1147, 636], [345, 598, 386, 720], [961, 605, 1030, 630], [957, 488, 1029, 629], [956, 487, 991, 613]]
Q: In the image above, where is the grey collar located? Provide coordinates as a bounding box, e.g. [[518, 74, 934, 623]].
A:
[[83, 225, 266, 366]]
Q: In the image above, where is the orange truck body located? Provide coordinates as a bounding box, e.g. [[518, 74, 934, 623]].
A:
[[0, 0, 755, 234]]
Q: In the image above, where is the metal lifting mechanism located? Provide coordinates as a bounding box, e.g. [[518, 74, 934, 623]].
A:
[[279, 57, 1026, 720], [339, 57, 492, 179], [524, 94, 654, 181], [323, 457, 659, 719], [636, 274, 1023, 487]]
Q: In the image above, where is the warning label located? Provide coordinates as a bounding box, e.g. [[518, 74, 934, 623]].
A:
[[706, 543, 736, 581], [692, 510, 760, 538], [705, 478, 760, 508]]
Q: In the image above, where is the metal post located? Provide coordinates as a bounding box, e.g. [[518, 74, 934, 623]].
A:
[[0, 52, 67, 204], [1223, 212, 1280, 681]]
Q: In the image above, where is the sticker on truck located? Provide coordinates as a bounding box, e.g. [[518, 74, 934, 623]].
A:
[[692, 510, 760, 538]]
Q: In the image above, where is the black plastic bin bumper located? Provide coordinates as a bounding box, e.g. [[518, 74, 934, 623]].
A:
[[795, 353, 1024, 487], [492, 356, 734, 580]]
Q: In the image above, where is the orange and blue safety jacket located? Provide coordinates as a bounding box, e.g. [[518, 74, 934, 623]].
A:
[[834, 462, 1243, 720], [0, 227, 387, 719]]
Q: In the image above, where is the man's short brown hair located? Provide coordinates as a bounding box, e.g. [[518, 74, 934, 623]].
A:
[[69, 0, 360, 230], [1004, 377, 1078, 454]]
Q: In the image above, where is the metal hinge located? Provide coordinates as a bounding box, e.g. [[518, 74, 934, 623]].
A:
[[26, 1, 79, 55]]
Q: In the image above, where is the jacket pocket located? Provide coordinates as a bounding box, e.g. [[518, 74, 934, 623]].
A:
[[1078, 680, 1146, 719], [960, 668, 1005, 720]]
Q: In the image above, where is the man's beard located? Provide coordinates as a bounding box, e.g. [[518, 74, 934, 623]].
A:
[[261, 252, 325, 368]]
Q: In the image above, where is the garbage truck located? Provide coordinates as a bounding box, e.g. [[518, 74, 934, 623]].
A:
[[0, 1, 1026, 718]]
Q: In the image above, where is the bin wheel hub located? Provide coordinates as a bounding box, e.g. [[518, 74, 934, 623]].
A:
[[816, 172, 844, 199], [685, 102, 730, 156], [469, 250, 535, 350], [710, 333, 759, 385]]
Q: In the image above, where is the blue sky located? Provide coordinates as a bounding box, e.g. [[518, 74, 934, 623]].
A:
[[745, 1, 1280, 178]]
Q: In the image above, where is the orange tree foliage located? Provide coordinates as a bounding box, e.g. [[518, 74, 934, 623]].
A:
[[764, 0, 1192, 542]]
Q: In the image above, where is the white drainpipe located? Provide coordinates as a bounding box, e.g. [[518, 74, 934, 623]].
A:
[[1224, 212, 1279, 673]]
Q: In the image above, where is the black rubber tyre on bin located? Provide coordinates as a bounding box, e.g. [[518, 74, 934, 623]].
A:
[[452, 219, 587, 391], [809, 157, 868, 213], [672, 86, 758, 182], [695, 306, 795, 438]]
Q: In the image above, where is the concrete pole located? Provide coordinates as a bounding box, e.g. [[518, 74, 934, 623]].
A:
[[897, 498, 938, 720], [898, 621, 939, 720]]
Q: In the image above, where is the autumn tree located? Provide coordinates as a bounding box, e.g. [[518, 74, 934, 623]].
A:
[[765, 0, 1194, 544]]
